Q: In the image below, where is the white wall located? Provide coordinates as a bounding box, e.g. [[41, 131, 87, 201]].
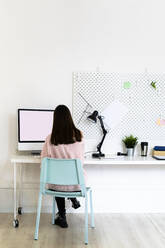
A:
[[1, 0, 165, 213]]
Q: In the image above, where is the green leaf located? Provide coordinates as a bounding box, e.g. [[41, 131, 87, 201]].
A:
[[151, 81, 156, 89], [122, 134, 138, 148]]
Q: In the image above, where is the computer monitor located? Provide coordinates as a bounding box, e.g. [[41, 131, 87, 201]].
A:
[[18, 109, 54, 153]]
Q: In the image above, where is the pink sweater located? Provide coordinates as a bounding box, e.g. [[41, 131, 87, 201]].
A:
[[41, 134, 85, 191]]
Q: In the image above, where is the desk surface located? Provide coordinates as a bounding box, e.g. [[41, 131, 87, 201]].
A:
[[85, 156, 165, 165], [10, 155, 165, 165]]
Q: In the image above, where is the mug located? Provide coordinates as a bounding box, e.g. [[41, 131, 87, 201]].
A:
[[141, 142, 148, 156]]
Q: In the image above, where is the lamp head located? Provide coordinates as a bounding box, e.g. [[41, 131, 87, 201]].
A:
[[87, 110, 98, 123]]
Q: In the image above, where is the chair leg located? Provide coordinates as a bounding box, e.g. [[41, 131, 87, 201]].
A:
[[52, 196, 56, 225], [89, 190, 95, 228], [85, 194, 88, 245], [34, 192, 43, 240]]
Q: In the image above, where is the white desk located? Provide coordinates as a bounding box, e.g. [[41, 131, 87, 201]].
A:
[[84, 156, 165, 165], [11, 155, 165, 227]]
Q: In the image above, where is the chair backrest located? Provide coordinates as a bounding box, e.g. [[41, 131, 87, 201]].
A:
[[40, 158, 86, 196]]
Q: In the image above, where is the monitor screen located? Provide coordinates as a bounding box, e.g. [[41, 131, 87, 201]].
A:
[[18, 109, 54, 142]]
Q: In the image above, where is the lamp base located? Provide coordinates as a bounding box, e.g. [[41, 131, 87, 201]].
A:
[[92, 153, 105, 158]]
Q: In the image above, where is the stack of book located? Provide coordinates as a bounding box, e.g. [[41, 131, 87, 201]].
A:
[[152, 146, 165, 160]]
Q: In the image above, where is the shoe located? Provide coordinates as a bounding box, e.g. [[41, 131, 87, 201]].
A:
[[55, 216, 68, 228], [71, 199, 81, 209]]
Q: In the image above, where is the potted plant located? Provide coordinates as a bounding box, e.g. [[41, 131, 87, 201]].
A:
[[122, 135, 138, 156]]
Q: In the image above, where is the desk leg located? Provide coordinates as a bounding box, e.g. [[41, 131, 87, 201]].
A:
[[18, 165, 23, 215], [13, 162, 19, 228]]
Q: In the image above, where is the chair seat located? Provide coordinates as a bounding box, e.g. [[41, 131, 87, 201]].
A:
[[44, 187, 91, 198]]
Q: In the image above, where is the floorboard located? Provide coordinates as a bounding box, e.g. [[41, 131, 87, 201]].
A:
[[0, 213, 165, 248]]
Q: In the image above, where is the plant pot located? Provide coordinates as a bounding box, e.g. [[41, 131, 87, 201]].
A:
[[126, 148, 134, 156]]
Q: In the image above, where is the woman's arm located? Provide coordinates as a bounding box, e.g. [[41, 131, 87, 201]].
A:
[[41, 135, 50, 159]]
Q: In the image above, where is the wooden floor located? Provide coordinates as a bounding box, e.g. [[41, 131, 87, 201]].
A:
[[1, 213, 165, 248]]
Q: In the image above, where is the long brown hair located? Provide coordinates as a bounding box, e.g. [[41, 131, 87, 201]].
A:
[[50, 105, 82, 145]]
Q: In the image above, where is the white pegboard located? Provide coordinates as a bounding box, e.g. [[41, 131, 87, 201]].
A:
[[73, 72, 165, 142]]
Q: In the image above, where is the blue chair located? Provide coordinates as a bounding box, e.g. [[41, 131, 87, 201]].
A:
[[34, 158, 95, 245]]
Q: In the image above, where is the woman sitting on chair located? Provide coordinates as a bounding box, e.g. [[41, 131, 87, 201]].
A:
[[41, 105, 85, 228]]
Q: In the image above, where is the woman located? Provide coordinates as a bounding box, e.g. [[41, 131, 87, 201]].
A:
[[41, 105, 85, 228]]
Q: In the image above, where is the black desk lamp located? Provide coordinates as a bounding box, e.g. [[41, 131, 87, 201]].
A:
[[87, 111, 108, 158]]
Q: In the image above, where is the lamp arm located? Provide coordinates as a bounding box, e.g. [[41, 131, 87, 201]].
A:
[[97, 116, 108, 154], [96, 132, 107, 154], [98, 115, 107, 134]]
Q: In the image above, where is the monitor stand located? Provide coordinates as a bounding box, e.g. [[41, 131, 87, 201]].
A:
[[31, 151, 41, 156]]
